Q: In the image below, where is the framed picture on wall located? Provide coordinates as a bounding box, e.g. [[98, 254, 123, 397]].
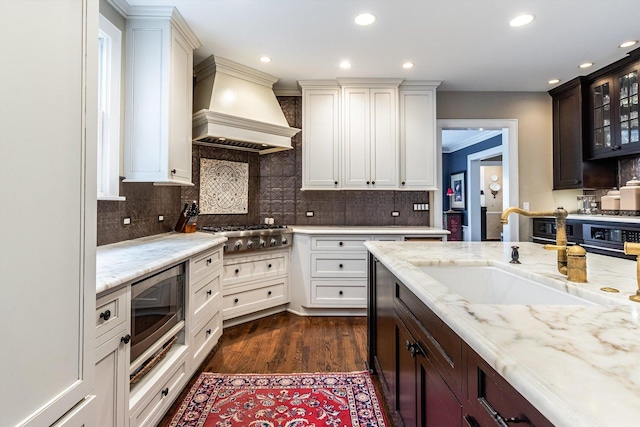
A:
[[450, 171, 465, 210]]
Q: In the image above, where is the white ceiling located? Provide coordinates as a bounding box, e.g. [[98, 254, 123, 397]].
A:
[[123, 0, 640, 92]]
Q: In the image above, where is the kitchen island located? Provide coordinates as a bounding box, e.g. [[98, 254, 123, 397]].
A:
[[366, 240, 640, 426]]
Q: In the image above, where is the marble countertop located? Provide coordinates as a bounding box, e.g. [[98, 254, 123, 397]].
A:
[[96, 232, 227, 296], [533, 214, 640, 224], [290, 225, 450, 235], [365, 241, 640, 427]]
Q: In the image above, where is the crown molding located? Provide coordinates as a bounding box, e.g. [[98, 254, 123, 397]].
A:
[[442, 130, 502, 153]]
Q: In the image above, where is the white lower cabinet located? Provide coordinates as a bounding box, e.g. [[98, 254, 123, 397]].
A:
[[222, 249, 291, 321], [129, 349, 189, 427], [95, 287, 130, 427], [51, 396, 97, 427]]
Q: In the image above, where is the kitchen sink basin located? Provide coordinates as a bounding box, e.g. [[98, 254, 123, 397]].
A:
[[416, 265, 595, 305]]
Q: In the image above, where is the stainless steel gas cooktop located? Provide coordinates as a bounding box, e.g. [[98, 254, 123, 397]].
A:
[[197, 224, 291, 253]]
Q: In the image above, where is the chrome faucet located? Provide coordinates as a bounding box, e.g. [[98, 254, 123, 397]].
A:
[[501, 206, 579, 278]]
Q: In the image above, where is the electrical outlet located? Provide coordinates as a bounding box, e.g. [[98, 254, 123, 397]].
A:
[[306, 211, 314, 217], [158, 215, 164, 222], [391, 211, 400, 217], [523, 202, 530, 211], [123, 217, 131, 225]]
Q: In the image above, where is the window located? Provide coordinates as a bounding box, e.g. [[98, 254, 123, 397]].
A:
[[97, 14, 124, 200]]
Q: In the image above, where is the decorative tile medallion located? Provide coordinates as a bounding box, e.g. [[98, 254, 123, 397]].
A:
[[200, 159, 248, 214]]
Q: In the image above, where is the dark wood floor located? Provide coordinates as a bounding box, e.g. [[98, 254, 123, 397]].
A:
[[158, 312, 373, 426]]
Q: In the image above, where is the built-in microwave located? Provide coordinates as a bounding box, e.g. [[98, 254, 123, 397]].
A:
[[130, 263, 185, 364]]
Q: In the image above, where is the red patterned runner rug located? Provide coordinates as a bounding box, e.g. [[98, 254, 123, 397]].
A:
[[168, 371, 388, 427]]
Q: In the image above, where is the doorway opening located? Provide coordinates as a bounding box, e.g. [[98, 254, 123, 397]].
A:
[[435, 119, 519, 242]]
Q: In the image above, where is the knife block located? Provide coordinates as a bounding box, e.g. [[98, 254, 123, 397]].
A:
[[183, 224, 196, 233]]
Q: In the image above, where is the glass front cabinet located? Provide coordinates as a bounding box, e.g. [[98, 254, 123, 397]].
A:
[[589, 61, 640, 158]]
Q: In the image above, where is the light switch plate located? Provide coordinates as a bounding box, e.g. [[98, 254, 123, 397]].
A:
[[158, 215, 164, 222], [391, 211, 400, 217], [123, 217, 131, 225]]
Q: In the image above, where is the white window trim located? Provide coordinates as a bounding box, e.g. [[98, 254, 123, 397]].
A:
[[97, 14, 125, 201]]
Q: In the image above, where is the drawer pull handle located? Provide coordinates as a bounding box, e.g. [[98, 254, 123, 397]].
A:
[[339, 242, 343, 246], [339, 290, 343, 295], [121, 334, 131, 344], [206, 329, 212, 335], [478, 397, 522, 427], [405, 340, 423, 358], [268, 291, 272, 296], [206, 258, 212, 265], [99, 309, 111, 321], [235, 269, 240, 274], [339, 264, 343, 268], [234, 298, 239, 303], [161, 387, 169, 397], [268, 263, 272, 268], [207, 290, 212, 296]]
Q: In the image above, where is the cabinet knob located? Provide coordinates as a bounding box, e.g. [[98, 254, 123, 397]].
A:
[[268, 263, 272, 268], [206, 258, 212, 265], [401, 181, 406, 185], [366, 181, 370, 184], [339, 290, 343, 295], [206, 329, 212, 335], [235, 268, 240, 274], [371, 181, 375, 185], [161, 387, 169, 397], [339, 241, 344, 246], [268, 291, 272, 296], [234, 298, 239, 303], [339, 263, 344, 268], [171, 169, 176, 174], [121, 334, 131, 344], [99, 309, 111, 321], [207, 289, 212, 295], [334, 181, 338, 185]]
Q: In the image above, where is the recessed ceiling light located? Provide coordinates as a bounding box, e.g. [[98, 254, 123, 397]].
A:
[[548, 79, 561, 84], [620, 40, 638, 48], [579, 62, 594, 69], [354, 13, 376, 26], [339, 60, 352, 69], [259, 56, 272, 63], [509, 14, 535, 27], [402, 62, 414, 69]]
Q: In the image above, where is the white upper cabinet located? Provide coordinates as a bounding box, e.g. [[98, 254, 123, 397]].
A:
[[300, 79, 440, 190], [300, 81, 341, 190], [399, 82, 440, 190], [123, 7, 201, 186], [342, 83, 399, 189]]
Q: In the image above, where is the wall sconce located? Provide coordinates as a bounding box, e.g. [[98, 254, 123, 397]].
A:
[[446, 187, 454, 212], [489, 174, 501, 198]]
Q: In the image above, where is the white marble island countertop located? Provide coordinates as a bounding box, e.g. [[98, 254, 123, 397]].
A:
[[96, 232, 227, 296], [365, 241, 640, 427]]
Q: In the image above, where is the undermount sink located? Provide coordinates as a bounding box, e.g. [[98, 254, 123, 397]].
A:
[[416, 265, 595, 305]]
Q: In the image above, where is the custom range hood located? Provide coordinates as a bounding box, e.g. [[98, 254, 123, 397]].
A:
[[192, 55, 300, 154]]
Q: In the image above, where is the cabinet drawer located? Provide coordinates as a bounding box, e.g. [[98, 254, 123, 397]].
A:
[[466, 345, 553, 427], [191, 309, 222, 367], [190, 273, 221, 328], [395, 282, 463, 395], [96, 286, 129, 345], [190, 246, 223, 285], [223, 251, 288, 287], [311, 280, 367, 307], [129, 354, 188, 427], [223, 278, 288, 320], [311, 253, 367, 278], [310, 236, 370, 251]]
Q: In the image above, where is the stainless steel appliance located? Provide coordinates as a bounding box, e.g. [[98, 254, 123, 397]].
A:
[[130, 263, 185, 363], [198, 224, 292, 253]]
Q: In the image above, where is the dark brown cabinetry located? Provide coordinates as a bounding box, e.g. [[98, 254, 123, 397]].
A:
[[588, 61, 640, 159], [368, 256, 553, 427], [549, 77, 616, 189]]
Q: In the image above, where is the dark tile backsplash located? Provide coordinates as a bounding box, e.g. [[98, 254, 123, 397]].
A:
[[97, 95, 431, 245]]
